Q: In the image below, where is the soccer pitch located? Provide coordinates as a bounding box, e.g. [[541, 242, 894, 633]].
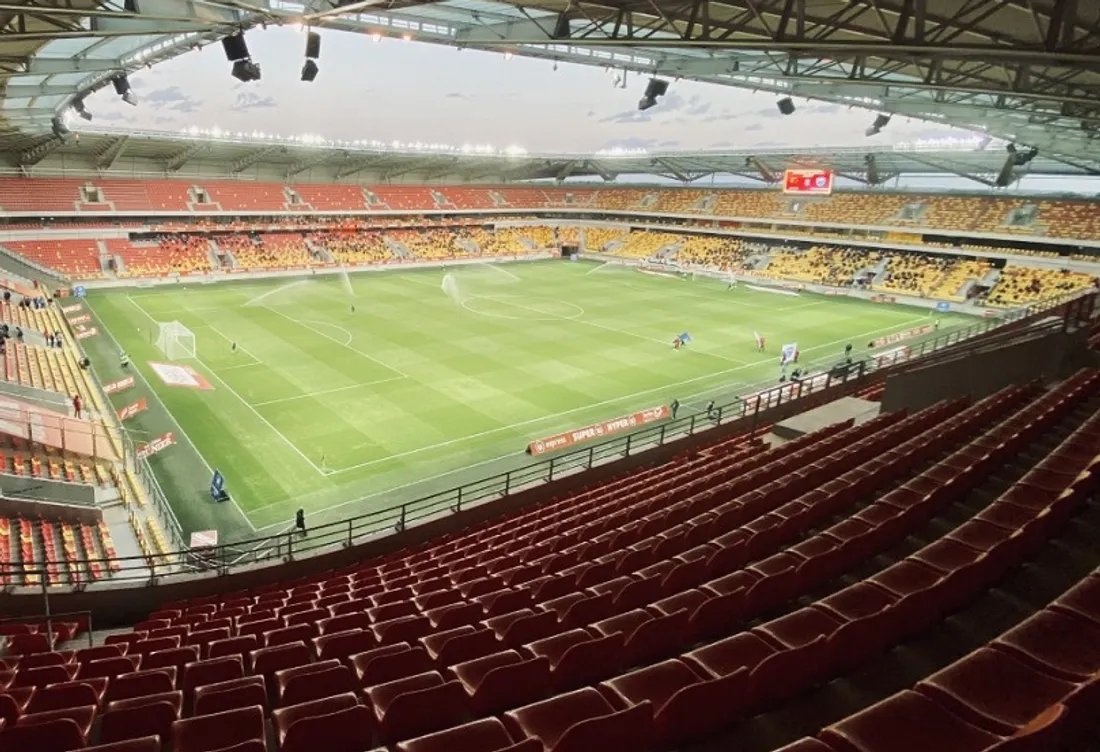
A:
[[83, 260, 967, 539]]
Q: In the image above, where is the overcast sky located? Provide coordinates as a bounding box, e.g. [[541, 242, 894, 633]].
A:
[[80, 25, 978, 155]]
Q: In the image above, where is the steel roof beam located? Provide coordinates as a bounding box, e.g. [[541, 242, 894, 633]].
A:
[[229, 145, 287, 174], [285, 150, 340, 177], [163, 142, 209, 172], [95, 135, 129, 171], [18, 136, 63, 167]]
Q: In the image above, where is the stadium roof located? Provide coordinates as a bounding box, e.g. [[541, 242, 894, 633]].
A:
[[5, 127, 1098, 186], [1, 0, 1099, 174]]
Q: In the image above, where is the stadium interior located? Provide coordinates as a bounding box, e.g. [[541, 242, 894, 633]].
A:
[[3, 0, 1100, 751]]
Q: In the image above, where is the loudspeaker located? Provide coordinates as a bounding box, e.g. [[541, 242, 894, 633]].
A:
[[777, 97, 795, 115], [305, 31, 321, 59], [222, 33, 249, 62]]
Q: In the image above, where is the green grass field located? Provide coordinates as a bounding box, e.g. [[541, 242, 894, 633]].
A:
[[82, 260, 969, 541]]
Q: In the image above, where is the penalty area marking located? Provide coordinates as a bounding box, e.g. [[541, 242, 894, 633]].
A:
[[300, 319, 354, 346], [202, 325, 263, 367], [251, 376, 406, 407], [261, 305, 409, 379], [461, 295, 585, 322]]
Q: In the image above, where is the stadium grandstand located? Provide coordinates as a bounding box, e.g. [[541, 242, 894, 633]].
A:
[[2, 1, 1100, 752]]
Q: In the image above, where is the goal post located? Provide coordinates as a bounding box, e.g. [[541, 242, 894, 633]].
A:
[[155, 321, 197, 360]]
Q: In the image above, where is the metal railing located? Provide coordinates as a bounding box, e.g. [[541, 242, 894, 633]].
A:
[[2, 289, 1094, 590]]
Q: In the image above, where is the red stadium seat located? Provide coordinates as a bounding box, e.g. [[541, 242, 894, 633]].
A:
[[100, 692, 182, 745], [396, 717, 540, 752], [271, 692, 360, 749], [85, 736, 163, 752], [193, 676, 268, 717], [172, 705, 265, 752], [365, 670, 468, 743], [503, 687, 653, 752]]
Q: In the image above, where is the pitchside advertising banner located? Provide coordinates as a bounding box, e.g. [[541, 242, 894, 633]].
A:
[[871, 324, 934, 348], [116, 398, 148, 422], [103, 376, 135, 395], [527, 405, 670, 456], [61, 304, 83, 315], [67, 314, 91, 325], [137, 432, 175, 460], [75, 327, 98, 340]]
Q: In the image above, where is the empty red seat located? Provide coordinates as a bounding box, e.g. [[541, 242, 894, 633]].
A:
[[992, 610, 1100, 681], [271, 692, 360, 749], [143, 647, 199, 685], [600, 658, 747, 747], [106, 669, 176, 703], [85, 736, 163, 752], [277, 661, 354, 707], [78, 656, 141, 682], [396, 717, 540, 752], [503, 687, 653, 752], [193, 676, 267, 717], [312, 628, 375, 663], [281, 704, 375, 752], [365, 670, 468, 743], [0, 716, 86, 752], [819, 690, 1061, 752], [15, 704, 96, 741], [351, 644, 431, 687], [182, 656, 245, 709], [26, 680, 104, 714], [451, 650, 552, 716], [172, 704, 265, 752], [100, 692, 182, 745], [250, 643, 311, 686]]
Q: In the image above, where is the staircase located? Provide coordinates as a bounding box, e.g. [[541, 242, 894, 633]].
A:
[[385, 236, 413, 260], [206, 239, 223, 270]]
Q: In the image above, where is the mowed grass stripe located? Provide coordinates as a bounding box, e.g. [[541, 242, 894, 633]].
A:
[[90, 262, 969, 534]]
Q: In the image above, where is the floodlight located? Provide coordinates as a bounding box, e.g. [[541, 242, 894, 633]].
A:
[[51, 116, 70, 139], [638, 78, 669, 111], [777, 97, 795, 115], [301, 59, 319, 82], [113, 75, 137, 106], [865, 113, 891, 137], [232, 59, 262, 82]]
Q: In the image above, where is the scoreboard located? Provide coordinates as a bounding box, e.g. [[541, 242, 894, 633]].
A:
[[782, 168, 834, 195]]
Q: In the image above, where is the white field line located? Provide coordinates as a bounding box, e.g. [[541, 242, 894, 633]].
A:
[[217, 361, 266, 372], [488, 296, 747, 366], [584, 262, 618, 276], [262, 304, 410, 379], [118, 296, 256, 531], [202, 324, 262, 367], [301, 319, 353, 346], [487, 264, 521, 282], [400, 275, 443, 289], [244, 279, 310, 307], [193, 354, 328, 477], [623, 280, 771, 309], [323, 315, 925, 477], [775, 301, 829, 312], [252, 376, 405, 407], [249, 446, 527, 525]]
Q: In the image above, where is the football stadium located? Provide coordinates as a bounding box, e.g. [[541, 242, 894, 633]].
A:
[[2, 1, 1100, 751]]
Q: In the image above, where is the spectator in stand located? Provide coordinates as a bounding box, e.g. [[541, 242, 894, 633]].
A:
[[72, 394, 82, 419]]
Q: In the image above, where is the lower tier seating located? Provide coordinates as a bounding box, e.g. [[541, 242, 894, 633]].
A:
[[2, 370, 1099, 751]]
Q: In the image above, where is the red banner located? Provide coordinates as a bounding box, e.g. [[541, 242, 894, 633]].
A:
[[75, 327, 99, 340], [527, 405, 670, 456], [870, 295, 897, 304], [137, 432, 175, 460], [61, 304, 83, 314], [116, 398, 148, 422], [67, 314, 91, 325], [103, 376, 135, 395], [871, 324, 934, 348]]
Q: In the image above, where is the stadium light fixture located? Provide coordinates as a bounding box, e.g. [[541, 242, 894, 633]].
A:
[[51, 116, 70, 139], [777, 97, 795, 116], [302, 30, 321, 81], [638, 78, 669, 111], [224, 32, 261, 82], [865, 113, 891, 137], [113, 75, 137, 106]]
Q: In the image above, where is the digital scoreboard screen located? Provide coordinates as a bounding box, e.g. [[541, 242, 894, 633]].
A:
[[782, 168, 834, 195]]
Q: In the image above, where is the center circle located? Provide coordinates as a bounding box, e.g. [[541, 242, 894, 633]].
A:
[[461, 295, 585, 321]]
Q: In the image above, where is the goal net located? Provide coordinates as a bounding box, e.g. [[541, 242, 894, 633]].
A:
[[155, 321, 196, 360]]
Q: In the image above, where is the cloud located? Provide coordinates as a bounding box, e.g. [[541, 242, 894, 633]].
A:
[[93, 111, 127, 123], [445, 92, 467, 99], [153, 116, 177, 125], [231, 92, 277, 111], [744, 123, 763, 132], [170, 99, 202, 114], [144, 86, 191, 104]]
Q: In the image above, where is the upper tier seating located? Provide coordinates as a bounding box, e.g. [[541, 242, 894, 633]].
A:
[[0, 178, 1097, 241], [3, 240, 103, 279], [5, 371, 1097, 751]]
